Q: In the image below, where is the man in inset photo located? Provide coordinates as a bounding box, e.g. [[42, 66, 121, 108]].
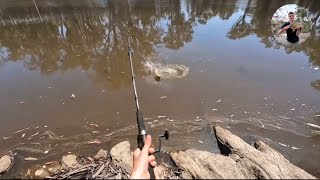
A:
[[278, 12, 302, 44]]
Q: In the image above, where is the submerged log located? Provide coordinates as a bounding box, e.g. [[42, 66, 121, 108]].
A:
[[170, 126, 316, 179]]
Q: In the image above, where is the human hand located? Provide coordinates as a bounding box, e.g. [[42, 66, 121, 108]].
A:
[[283, 25, 290, 30], [131, 135, 157, 179]]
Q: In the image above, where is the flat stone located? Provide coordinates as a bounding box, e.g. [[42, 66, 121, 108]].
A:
[[94, 149, 108, 160], [0, 155, 12, 174], [61, 154, 77, 169], [110, 141, 132, 174]]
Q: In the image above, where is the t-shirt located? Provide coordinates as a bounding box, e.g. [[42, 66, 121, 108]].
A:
[[280, 22, 299, 43]]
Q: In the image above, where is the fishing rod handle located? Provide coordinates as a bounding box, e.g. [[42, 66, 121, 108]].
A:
[[137, 134, 156, 179], [148, 165, 156, 179], [136, 111, 146, 134]]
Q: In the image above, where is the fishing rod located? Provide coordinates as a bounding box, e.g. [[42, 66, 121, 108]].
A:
[[127, 35, 169, 179]]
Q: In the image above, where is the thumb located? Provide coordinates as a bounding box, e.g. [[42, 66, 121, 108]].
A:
[[133, 148, 141, 162], [142, 135, 152, 154]]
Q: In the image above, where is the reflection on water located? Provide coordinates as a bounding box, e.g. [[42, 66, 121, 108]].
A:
[[0, 0, 319, 177]]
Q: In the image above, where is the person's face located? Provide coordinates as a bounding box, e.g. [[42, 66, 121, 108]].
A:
[[289, 14, 295, 22]]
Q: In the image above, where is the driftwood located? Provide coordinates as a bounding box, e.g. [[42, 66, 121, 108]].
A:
[[170, 126, 316, 179]]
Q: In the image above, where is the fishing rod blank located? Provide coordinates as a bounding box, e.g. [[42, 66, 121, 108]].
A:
[[127, 36, 155, 179]]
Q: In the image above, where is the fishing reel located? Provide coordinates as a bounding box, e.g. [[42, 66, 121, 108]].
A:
[[155, 130, 169, 153]]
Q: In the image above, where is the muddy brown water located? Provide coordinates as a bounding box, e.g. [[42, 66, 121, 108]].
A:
[[0, 0, 319, 178]]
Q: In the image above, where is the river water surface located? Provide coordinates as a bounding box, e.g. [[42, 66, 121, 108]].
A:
[[0, 0, 319, 177]]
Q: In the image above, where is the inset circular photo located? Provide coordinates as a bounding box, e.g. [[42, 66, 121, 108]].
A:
[[271, 4, 312, 46]]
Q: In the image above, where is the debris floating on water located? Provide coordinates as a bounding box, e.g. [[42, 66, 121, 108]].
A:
[[2, 136, 11, 140], [44, 125, 48, 128], [212, 109, 218, 111], [292, 146, 300, 150], [314, 114, 320, 117], [278, 142, 289, 147], [24, 157, 38, 161], [88, 140, 102, 144], [35, 126, 39, 129], [306, 123, 320, 129], [92, 131, 100, 134], [29, 132, 39, 137], [89, 124, 99, 128], [19, 100, 24, 104], [198, 140, 204, 144], [21, 133, 26, 138], [301, 104, 306, 107], [230, 114, 234, 118], [157, 116, 166, 118], [71, 93, 76, 99], [195, 118, 202, 122], [290, 108, 295, 111], [13, 127, 30, 134], [167, 118, 174, 122], [314, 67, 319, 70], [216, 99, 221, 103], [160, 96, 167, 99]]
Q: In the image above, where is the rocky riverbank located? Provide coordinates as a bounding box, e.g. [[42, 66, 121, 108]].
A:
[[0, 126, 317, 179]]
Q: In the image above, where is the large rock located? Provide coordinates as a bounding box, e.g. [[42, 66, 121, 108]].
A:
[[171, 149, 248, 179], [170, 126, 316, 179], [61, 154, 77, 169], [214, 126, 316, 179], [94, 149, 108, 160], [0, 155, 12, 174], [110, 141, 132, 174]]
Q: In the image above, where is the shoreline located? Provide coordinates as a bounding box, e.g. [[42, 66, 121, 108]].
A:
[[0, 126, 317, 179]]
